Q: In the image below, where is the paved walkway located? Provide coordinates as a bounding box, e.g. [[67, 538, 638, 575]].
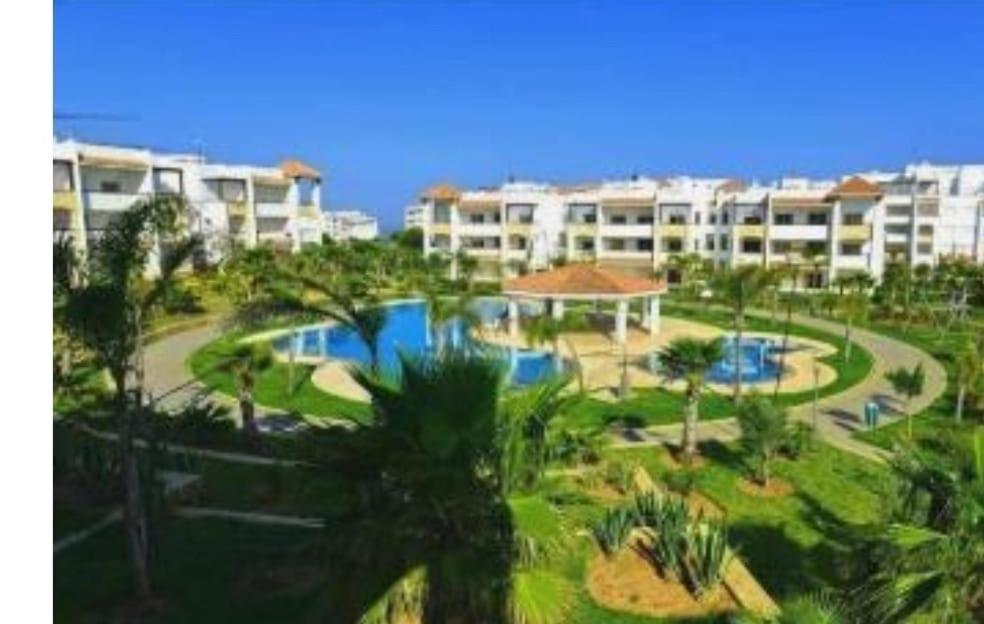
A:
[[611, 309, 947, 462]]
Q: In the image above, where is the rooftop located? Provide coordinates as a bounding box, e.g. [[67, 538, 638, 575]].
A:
[[504, 263, 666, 299]]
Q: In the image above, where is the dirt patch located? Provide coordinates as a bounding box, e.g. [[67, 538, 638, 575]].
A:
[[737, 477, 793, 498], [659, 447, 708, 471], [686, 491, 725, 520], [586, 542, 739, 619]]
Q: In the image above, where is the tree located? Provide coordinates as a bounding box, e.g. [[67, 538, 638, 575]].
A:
[[391, 227, 423, 251], [57, 196, 200, 601], [224, 342, 274, 439], [837, 291, 869, 364], [714, 265, 769, 402], [658, 337, 726, 460], [772, 258, 801, 397], [953, 337, 983, 424], [425, 290, 478, 353], [316, 351, 578, 623], [885, 363, 926, 439], [454, 248, 479, 289], [736, 394, 789, 486]]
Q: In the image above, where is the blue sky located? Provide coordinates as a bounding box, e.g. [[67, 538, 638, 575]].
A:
[[55, 1, 984, 231]]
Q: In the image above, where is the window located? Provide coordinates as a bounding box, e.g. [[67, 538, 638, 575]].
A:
[[511, 236, 527, 250], [99, 180, 122, 193], [719, 235, 729, 251], [705, 234, 715, 251], [741, 239, 762, 254], [709, 213, 718, 225], [885, 224, 909, 236], [608, 239, 626, 251], [583, 213, 596, 224], [638, 238, 654, 251], [806, 272, 826, 289], [469, 213, 485, 224], [772, 240, 792, 254], [577, 238, 594, 251], [806, 241, 826, 256], [743, 215, 763, 225], [693, 239, 700, 252], [842, 213, 863, 226], [918, 224, 934, 236], [664, 238, 683, 253], [887, 205, 911, 217], [53, 161, 74, 191], [917, 243, 933, 255], [637, 215, 654, 225], [808, 212, 828, 225], [667, 214, 686, 225], [722, 212, 730, 225], [841, 243, 863, 256], [694, 212, 702, 225], [774, 213, 793, 225], [610, 214, 627, 225]]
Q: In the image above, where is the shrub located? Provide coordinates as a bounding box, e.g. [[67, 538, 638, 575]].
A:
[[550, 430, 603, 466], [664, 469, 699, 497], [783, 421, 815, 459], [161, 402, 236, 445], [592, 506, 637, 557], [602, 459, 636, 494]]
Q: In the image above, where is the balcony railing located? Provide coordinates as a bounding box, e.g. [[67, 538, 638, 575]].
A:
[[53, 190, 78, 212], [82, 191, 147, 212], [255, 202, 293, 218]]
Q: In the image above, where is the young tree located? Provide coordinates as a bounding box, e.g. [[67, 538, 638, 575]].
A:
[[736, 394, 789, 486], [953, 337, 983, 424], [885, 363, 926, 439], [837, 291, 869, 363], [425, 290, 478, 353], [57, 197, 200, 601], [658, 337, 726, 461], [224, 342, 274, 440], [714, 265, 769, 402]]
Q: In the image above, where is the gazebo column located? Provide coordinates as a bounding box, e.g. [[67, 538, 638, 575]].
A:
[[615, 299, 628, 345], [648, 295, 661, 335], [508, 298, 520, 339], [641, 297, 651, 328], [551, 299, 565, 321]]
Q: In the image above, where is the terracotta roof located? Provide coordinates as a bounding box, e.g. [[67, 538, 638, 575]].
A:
[[504, 263, 666, 297], [421, 183, 461, 201], [252, 174, 291, 187], [280, 159, 321, 180], [78, 154, 148, 170], [717, 179, 748, 193], [827, 176, 882, 198]]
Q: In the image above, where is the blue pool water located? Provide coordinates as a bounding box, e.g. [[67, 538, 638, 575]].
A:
[[705, 337, 780, 383], [271, 299, 562, 386]]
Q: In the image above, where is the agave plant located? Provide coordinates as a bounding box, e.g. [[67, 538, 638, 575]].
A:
[[592, 506, 637, 557], [682, 521, 731, 597], [642, 497, 690, 581]]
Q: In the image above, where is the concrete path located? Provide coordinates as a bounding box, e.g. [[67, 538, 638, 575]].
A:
[[611, 309, 947, 463]]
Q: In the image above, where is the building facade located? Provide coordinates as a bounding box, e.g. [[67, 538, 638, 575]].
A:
[[323, 210, 379, 241], [404, 203, 425, 230], [412, 164, 984, 288], [53, 139, 325, 272]]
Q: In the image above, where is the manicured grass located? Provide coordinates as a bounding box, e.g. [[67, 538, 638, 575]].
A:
[[561, 389, 735, 430], [610, 441, 893, 601], [188, 332, 371, 424]]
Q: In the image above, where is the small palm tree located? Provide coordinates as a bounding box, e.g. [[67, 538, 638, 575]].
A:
[[658, 337, 726, 460], [736, 393, 789, 486], [953, 337, 983, 424], [224, 342, 274, 439], [838, 291, 869, 363], [425, 290, 478, 353], [885, 363, 926, 439], [714, 265, 769, 402]]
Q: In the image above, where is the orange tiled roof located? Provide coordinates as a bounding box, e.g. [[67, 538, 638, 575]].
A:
[[827, 175, 882, 198], [421, 183, 461, 201], [504, 263, 666, 297], [280, 159, 321, 180], [717, 179, 748, 193]]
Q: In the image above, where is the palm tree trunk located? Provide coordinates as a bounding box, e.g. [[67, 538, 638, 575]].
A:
[[761, 455, 770, 487], [114, 370, 152, 600], [906, 397, 913, 439], [734, 313, 743, 402], [955, 385, 965, 424], [287, 330, 297, 396], [239, 387, 258, 438], [844, 319, 853, 363], [683, 392, 699, 459]]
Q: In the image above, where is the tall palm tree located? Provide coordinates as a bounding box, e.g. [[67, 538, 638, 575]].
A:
[[57, 196, 200, 601], [315, 351, 577, 623], [953, 337, 983, 424], [772, 258, 800, 397], [425, 290, 479, 353], [714, 265, 769, 402], [224, 342, 274, 439], [885, 363, 926, 439], [838, 291, 869, 364], [658, 337, 726, 460]]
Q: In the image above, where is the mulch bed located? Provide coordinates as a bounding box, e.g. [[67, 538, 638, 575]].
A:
[[737, 477, 793, 498]]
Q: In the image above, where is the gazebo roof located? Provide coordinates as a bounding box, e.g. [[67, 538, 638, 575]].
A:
[[503, 264, 666, 299]]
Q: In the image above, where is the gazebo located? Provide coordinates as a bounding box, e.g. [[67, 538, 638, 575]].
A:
[[502, 264, 668, 345]]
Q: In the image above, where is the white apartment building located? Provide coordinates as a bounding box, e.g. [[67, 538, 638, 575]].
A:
[[413, 164, 984, 288], [404, 204, 425, 230], [53, 139, 325, 272], [323, 210, 379, 241]]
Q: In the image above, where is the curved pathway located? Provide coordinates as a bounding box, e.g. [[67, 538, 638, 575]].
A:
[[612, 309, 947, 462]]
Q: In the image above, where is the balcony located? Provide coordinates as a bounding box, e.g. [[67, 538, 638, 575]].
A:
[[734, 224, 764, 238], [53, 190, 78, 212], [600, 223, 653, 238], [659, 224, 688, 237], [461, 247, 501, 258], [506, 222, 533, 236], [82, 191, 146, 212], [567, 222, 598, 237], [458, 222, 502, 237], [226, 200, 249, 218], [838, 224, 871, 241], [430, 223, 452, 235], [598, 248, 653, 260], [255, 202, 293, 218], [769, 225, 829, 241]]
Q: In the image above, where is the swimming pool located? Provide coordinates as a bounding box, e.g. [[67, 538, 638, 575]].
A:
[[645, 336, 781, 384], [271, 299, 563, 386]]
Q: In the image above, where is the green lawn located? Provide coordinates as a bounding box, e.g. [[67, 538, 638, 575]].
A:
[[188, 331, 371, 424]]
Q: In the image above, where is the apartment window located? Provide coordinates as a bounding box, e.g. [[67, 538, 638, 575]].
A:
[[722, 212, 730, 225], [469, 213, 485, 224], [741, 239, 762, 254], [918, 224, 934, 236], [887, 205, 911, 217], [577, 238, 594, 251], [885, 224, 909, 236], [842, 214, 863, 226], [774, 213, 794, 225], [806, 241, 826, 256], [610, 214, 627, 225], [638, 238, 654, 252], [917, 243, 933, 255], [772, 241, 792, 254], [693, 239, 700, 252], [637, 215, 654, 225], [53, 161, 74, 192], [510, 236, 527, 250], [808, 212, 828, 225], [917, 203, 939, 217], [694, 212, 702, 225], [806, 272, 826, 289], [664, 238, 683, 253], [705, 234, 715, 251], [99, 180, 122, 193], [218, 179, 246, 202], [667, 214, 686, 225], [433, 203, 452, 224], [743, 215, 763, 225], [709, 213, 717, 225], [153, 168, 184, 195], [841, 243, 863, 256], [608, 239, 626, 251], [719, 235, 729, 251]]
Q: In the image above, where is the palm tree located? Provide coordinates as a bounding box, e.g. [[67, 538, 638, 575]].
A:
[[736, 393, 789, 486], [425, 290, 478, 353], [224, 342, 274, 439], [714, 265, 769, 402], [523, 314, 563, 373], [953, 337, 983, 424], [885, 363, 926, 439], [772, 258, 800, 397], [837, 291, 869, 363], [57, 196, 200, 601], [658, 337, 726, 460], [317, 351, 577, 623]]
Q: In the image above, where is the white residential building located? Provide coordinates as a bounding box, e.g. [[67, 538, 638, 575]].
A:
[[404, 203, 425, 230], [53, 139, 325, 272], [323, 210, 379, 241], [416, 164, 984, 287]]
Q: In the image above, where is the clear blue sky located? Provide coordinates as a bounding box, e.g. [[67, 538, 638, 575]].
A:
[[55, 1, 984, 231]]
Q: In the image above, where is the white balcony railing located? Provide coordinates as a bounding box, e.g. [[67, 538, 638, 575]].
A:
[[769, 225, 829, 241], [600, 224, 653, 237], [82, 191, 146, 212], [458, 223, 502, 237], [255, 202, 293, 218]]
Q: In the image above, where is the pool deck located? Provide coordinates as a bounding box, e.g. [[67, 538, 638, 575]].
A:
[[307, 316, 837, 402]]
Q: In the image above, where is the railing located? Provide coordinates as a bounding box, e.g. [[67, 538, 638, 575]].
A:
[[82, 191, 146, 212], [53, 190, 78, 212], [255, 202, 292, 218], [768, 225, 829, 241]]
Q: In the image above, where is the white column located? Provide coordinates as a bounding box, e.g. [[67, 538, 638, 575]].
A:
[[641, 297, 651, 328], [615, 299, 628, 345], [552, 299, 565, 321], [649, 295, 661, 335], [508, 298, 520, 339]]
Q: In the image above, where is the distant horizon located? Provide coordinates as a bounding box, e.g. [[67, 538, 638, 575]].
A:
[[55, 1, 984, 232]]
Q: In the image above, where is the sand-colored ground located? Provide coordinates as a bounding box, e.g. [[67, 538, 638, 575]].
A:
[[305, 315, 837, 403]]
